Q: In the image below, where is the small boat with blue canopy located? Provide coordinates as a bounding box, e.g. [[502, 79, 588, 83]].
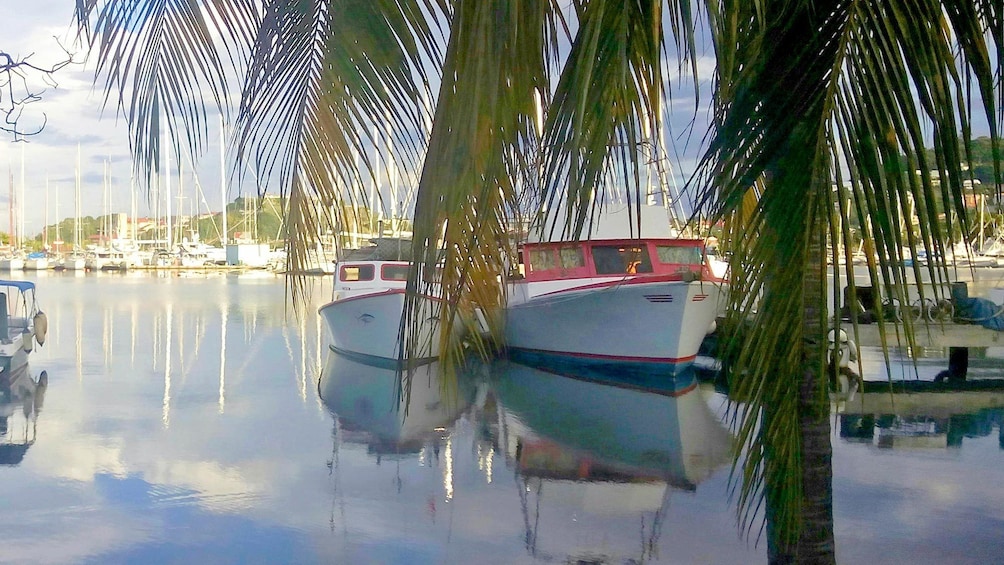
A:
[[0, 281, 46, 378]]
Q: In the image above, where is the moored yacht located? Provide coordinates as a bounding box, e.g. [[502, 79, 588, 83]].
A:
[[318, 238, 460, 364], [504, 237, 726, 391], [0, 280, 46, 375]]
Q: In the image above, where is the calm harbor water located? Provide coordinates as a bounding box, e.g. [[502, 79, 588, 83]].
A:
[[0, 271, 1001, 564]]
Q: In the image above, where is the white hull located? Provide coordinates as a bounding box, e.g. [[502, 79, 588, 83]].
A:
[[63, 257, 86, 271], [505, 278, 724, 375], [23, 258, 49, 271], [0, 333, 31, 375], [319, 290, 452, 362], [0, 258, 23, 271]]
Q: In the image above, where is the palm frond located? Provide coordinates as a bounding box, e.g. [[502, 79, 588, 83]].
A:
[[408, 0, 561, 373], [78, 0, 257, 187], [695, 0, 1003, 552], [231, 0, 444, 303], [537, 0, 667, 240]]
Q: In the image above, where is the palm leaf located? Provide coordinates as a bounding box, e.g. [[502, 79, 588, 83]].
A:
[[695, 0, 1003, 554], [77, 0, 257, 187]]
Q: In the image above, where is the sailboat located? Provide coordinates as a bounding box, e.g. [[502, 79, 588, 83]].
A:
[[0, 169, 23, 272], [62, 146, 86, 271]]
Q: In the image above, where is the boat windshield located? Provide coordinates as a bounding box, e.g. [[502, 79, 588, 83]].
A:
[[591, 245, 653, 275]]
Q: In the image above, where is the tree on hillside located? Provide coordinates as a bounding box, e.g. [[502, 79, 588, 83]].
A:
[[75, 1, 1002, 563]]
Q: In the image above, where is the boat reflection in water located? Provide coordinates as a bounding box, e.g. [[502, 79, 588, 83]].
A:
[[317, 350, 474, 457], [0, 364, 48, 466], [840, 409, 1004, 450], [315, 351, 737, 561], [485, 359, 734, 562]]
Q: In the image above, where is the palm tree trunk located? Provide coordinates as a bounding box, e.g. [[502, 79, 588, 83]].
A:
[[766, 195, 836, 564], [795, 221, 836, 562]]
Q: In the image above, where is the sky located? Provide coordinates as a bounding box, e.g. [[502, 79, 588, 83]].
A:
[[0, 1, 238, 240], [0, 2, 720, 242]]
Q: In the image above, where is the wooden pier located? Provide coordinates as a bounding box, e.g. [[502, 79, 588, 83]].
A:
[[845, 321, 1004, 348]]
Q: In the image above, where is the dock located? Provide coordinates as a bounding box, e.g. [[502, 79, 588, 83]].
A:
[[844, 321, 1004, 348], [840, 379, 1004, 417]]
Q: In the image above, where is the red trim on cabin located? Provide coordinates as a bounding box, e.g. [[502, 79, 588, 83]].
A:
[[526, 273, 696, 299], [380, 263, 411, 281], [324, 288, 446, 306], [519, 238, 713, 283]]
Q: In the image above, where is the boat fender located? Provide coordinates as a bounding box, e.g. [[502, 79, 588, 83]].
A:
[[827, 328, 861, 399], [33, 311, 47, 347], [22, 329, 33, 352]]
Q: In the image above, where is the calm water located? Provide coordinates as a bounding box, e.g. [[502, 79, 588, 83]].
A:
[[0, 271, 1001, 564]]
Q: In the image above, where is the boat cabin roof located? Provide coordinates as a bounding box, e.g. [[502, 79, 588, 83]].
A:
[[339, 238, 413, 262], [519, 238, 712, 282], [0, 280, 35, 292]]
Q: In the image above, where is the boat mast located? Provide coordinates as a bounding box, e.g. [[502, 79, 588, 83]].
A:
[[165, 128, 173, 249], [19, 144, 25, 250], [131, 173, 137, 241], [44, 174, 49, 250], [7, 169, 13, 251], [53, 178, 60, 252], [75, 144, 81, 251], [219, 115, 228, 246]]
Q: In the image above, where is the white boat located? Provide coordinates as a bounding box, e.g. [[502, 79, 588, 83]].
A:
[[0, 256, 24, 272], [504, 237, 726, 391], [59, 252, 87, 271], [22, 255, 49, 271], [84, 246, 132, 271], [318, 238, 458, 364], [0, 280, 46, 376], [177, 238, 226, 267]]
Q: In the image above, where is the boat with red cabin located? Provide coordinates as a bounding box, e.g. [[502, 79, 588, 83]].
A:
[[503, 237, 725, 393]]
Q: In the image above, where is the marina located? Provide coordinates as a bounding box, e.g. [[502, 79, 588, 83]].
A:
[[0, 271, 998, 563]]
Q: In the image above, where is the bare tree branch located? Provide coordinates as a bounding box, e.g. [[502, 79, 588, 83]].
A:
[[0, 41, 79, 141]]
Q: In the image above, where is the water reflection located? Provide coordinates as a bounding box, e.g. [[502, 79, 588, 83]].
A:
[[0, 364, 47, 466], [485, 360, 734, 562], [840, 408, 1004, 449], [318, 351, 475, 459], [316, 351, 737, 562]]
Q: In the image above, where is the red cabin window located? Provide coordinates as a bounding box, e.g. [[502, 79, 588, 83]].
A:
[[340, 264, 374, 282], [527, 248, 556, 272], [381, 264, 409, 281], [558, 246, 585, 269]]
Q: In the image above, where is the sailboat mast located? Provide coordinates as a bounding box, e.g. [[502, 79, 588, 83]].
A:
[[219, 115, 228, 246], [131, 173, 137, 241], [54, 180, 60, 251], [7, 170, 13, 250], [166, 131, 173, 248], [44, 175, 49, 249], [75, 144, 81, 250], [19, 144, 25, 249]]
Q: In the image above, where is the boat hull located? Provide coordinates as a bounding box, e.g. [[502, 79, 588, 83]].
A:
[[0, 333, 31, 376], [319, 289, 452, 363], [504, 278, 724, 387]]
